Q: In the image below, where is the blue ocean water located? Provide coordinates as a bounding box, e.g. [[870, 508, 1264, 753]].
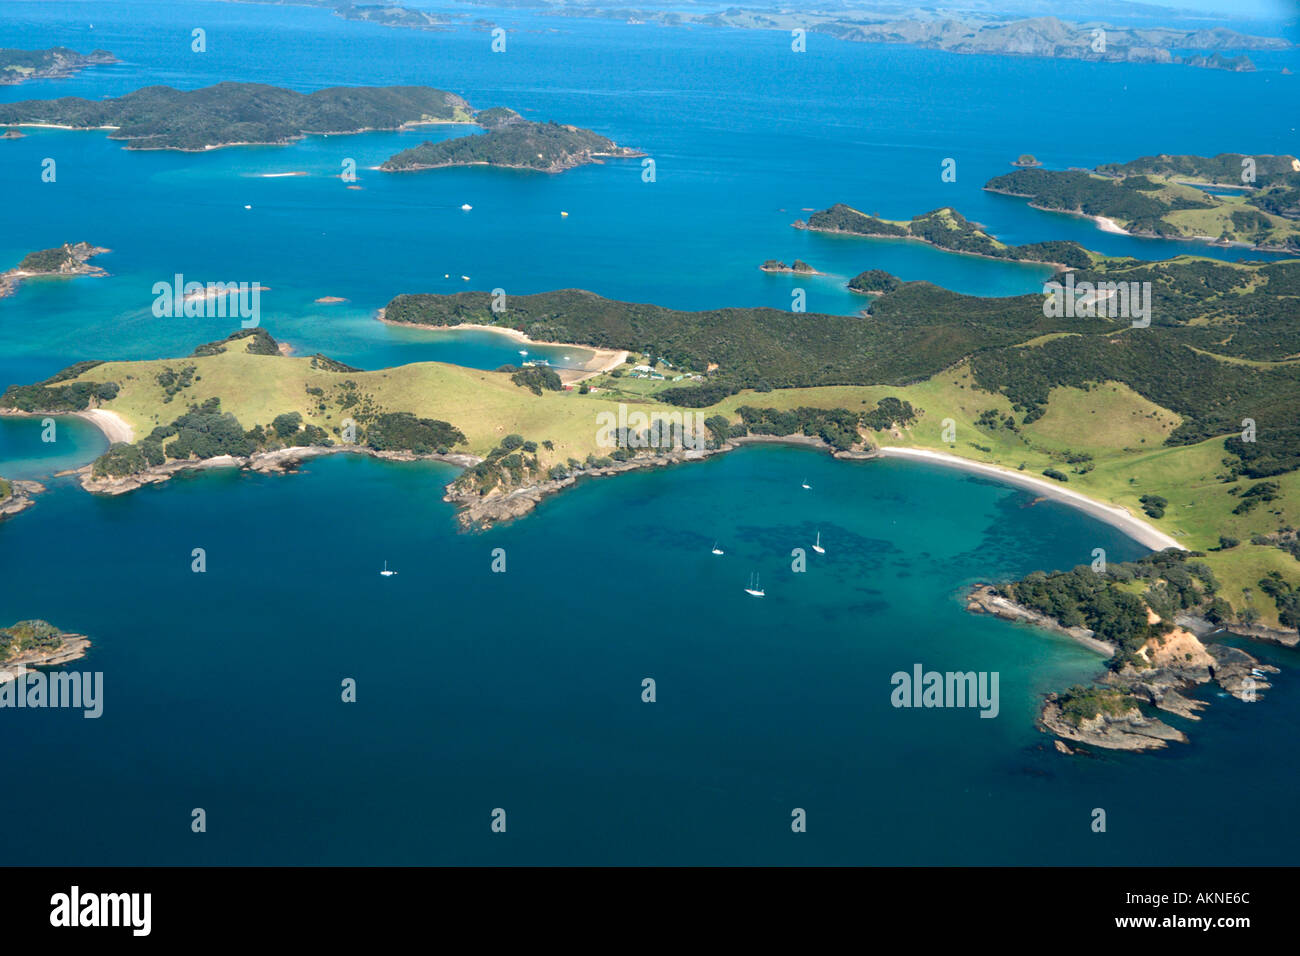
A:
[[2, 1, 1298, 865], [3, 446, 1296, 866], [2, 0, 1296, 387]]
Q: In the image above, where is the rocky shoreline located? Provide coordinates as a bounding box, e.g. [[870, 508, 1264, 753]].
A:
[[0, 49, 118, 87], [967, 584, 1285, 753], [64, 444, 482, 496], [445, 433, 871, 530], [1, 633, 91, 683], [967, 585, 1117, 655], [792, 219, 1074, 271], [0, 479, 45, 521], [0, 242, 109, 299]]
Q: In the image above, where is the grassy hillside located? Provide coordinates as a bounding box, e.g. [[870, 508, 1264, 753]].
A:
[[986, 157, 1300, 250], [45, 332, 675, 469]]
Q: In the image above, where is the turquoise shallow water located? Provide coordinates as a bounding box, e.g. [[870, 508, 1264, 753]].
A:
[[2, 0, 1295, 388], [1, 2, 1298, 865]]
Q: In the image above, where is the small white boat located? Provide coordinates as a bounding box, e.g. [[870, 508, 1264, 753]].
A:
[[801, 478, 810, 489], [379, 560, 397, 577], [519, 349, 528, 356], [744, 572, 765, 597], [243, 204, 252, 210], [711, 541, 724, 555], [461, 203, 472, 211], [560, 211, 569, 217], [812, 531, 825, 555], [461, 275, 470, 281]]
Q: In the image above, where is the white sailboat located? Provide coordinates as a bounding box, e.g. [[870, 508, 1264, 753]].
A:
[[711, 541, 724, 555], [801, 478, 810, 489], [812, 531, 825, 554], [744, 572, 765, 597], [379, 560, 397, 577]]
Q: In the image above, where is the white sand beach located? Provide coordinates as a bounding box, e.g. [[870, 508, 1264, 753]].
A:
[[376, 315, 627, 383], [877, 447, 1185, 552], [1093, 215, 1131, 235], [75, 409, 134, 444]]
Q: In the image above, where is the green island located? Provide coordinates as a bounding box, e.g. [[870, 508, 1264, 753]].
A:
[[0, 83, 637, 171], [760, 259, 823, 275], [795, 204, 1093, 268], [0, 47, 117, 86], [0, 242, 109, 299], [985, 153, 1300, 251], [381, 107, 642, 173], [0, 619, 89, 677], [0, 82, 475, 150]]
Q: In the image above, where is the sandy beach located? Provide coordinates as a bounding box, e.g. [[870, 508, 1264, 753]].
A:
[[1093, 215, 1131, 235], [75, 409, 134, 444], [877, 447, 1185, 552], [376, 314, 627, 383]]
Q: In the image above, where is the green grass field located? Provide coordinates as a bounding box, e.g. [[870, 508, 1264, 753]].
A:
[[64, 338, 1300, 625]]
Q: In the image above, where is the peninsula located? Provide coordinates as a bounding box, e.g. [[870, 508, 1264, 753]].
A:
[[795, 205, 1092, 268], [7, 240, 1296, 630], [5, 245, 1297, 749], [0, 243, 109, 299], [985, 153, 1300, 252], [0, 47, 117, 86]]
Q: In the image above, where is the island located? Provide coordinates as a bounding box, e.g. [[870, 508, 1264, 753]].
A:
[[0, 82, 475, 150], [795, 204, 1092, 268], [985, 153, 1300, 252], [1012, 154, 1042, 168], [381, 108, 642, 174], [0, 242, 109, 299], [0, 477, 44, 521], [1, 619, 90, 680], [760, 259, 823, 275], [0, 47, 117, 86], [0, 84, 640, 171], [847, 269, 901, 296]]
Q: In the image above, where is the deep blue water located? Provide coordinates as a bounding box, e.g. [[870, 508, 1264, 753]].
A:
[[1, 1, 1298, 865], [4, 447, 1297, 865]]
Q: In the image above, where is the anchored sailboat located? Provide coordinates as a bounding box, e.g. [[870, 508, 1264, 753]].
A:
[[379, 560, 397, 577], [812, 531, 825, 554], [744, 573, 765, 597], [711, 541, 725, 555]]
